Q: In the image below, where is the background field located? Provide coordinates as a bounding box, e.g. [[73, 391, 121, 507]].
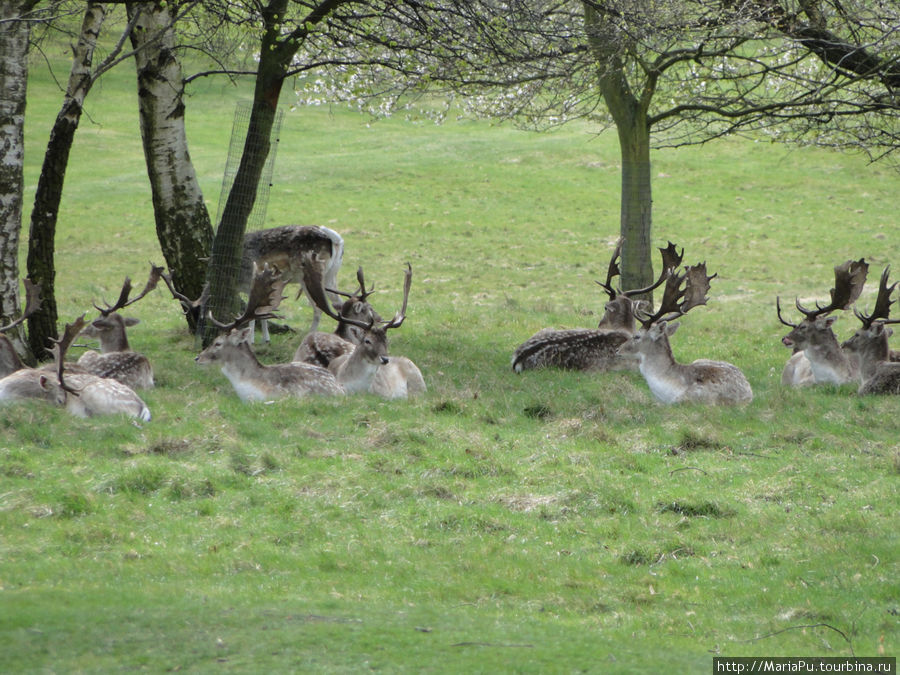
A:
[[0, 44, 897, 672]]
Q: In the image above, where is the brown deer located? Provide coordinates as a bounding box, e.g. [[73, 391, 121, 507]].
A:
[[777, 259, 868, 387], [841, 265, 900, 395], [35, 316, 152, 420], [305, 262, 425, 399], [76, 264, 161, 390], [617, 262, 753, 405], [511, 241, 682, 372], [292, 266, 383, 367], [238, 225, 344, 342], [195, 263, 344, 402]]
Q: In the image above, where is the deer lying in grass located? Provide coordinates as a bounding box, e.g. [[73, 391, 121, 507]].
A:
[[238, 225, 344, 342], [511, 241, 682, 372], [195, 264, 344, 402], [841, 265, 900, 395], [777, 259, 868, 387], [617, 262, 753, 405], [293, 266, 382, 367], [76, 264, 161, 390], [305, 262, 425, 399]]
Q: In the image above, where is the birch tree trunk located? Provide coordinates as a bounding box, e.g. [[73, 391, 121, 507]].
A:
[[127, 0, 213, 328], [0, 1, 40, 364], [26, 2, 108, 360]]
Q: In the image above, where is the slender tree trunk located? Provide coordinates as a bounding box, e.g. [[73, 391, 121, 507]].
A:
[[25, 2, 107, 360], [127, 1, 213, 328], [0, 1, 40, 364]]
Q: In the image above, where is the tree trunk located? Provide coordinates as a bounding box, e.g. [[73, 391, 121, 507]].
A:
[[127, 1, 213, 329], [0, 1, 40, 364], [25, 2, 107, 361]]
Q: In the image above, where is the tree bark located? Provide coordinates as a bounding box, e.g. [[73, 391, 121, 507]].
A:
[[0, 1, 40, 364], [127, 0, 213, 329], [25, 2, 107, 360]]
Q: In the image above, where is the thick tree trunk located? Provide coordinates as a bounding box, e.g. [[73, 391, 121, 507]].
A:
[[127, 1, 213, 329], [0, 1, 39, 364], [25, 2, 107, 360]]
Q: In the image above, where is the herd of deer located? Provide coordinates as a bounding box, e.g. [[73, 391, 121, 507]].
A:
[[0, 225, 898, 420]]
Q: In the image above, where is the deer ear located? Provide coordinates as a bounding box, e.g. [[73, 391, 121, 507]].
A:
[[124, 317, 140, 327], [823, 315, 838, 327], [664, 321, 680, 336], [235, 326, 254, 342], [38, 374, 50, 390]]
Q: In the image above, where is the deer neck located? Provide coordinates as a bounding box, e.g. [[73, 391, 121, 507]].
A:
[[99, 331, 130, 353], [335, 349, 381, 393], [635, 338, 684, 403], [805, 334, 856, 383]]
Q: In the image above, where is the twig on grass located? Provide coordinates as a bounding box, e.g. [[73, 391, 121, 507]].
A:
[[736, 623, 854, 656]]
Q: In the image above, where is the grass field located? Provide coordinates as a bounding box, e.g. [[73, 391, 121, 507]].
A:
[[0, 45, 897, 673]]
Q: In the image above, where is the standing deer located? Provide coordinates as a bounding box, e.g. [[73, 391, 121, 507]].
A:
[[617, 262, 753, 405], [841, 265, 900, 395], [76, 264, 161, 389], [195, 264, 344, 402], [511, 241, 682, 372], [238, 225, 344, 342], [777, 259, 868, 386], [293, 266, 383, 367], [305, 262, 425, 399]]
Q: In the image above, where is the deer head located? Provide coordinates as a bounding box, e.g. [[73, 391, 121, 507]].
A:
[[326, 266, 384, 342], [842, 265, 899, 367]]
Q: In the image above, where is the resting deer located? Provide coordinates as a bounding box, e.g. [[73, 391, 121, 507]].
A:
[[511, 241, 682, 372], [33, 316, 152, 420], [841, 266, 900, 395], [195, 263, 344, 402], [305, 262, 425, 399], [238, 225, 344, 342], [76, 264, 160, 390], [293, 266, 383, 367], [617, 262, 753, 405], [777, 259, 868, 387]]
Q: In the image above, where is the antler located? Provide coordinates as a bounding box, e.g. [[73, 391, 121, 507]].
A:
[[0, 279, 42, 333], [160, 268, 210, 318], [208, 263, 287, 332], [637, 262, 716, 329], [854, 265, 898, 328], [795, 258, 868, 321], [595, 239, 623, 299], [597, 241, 685, 299], [49, 315, 87, 396], [327, 266, 377, 304], [384, 263, 413, 330], [94, 263, 162, 316], [305, 262, 411, 332]]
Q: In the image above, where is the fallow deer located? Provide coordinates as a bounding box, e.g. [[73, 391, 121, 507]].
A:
[[76, 264, 161, 390], [617, 262, 753, 405], [292, 266, 383, 367], [511, 241, 682, 373], [195, 263, 344, 402], [238, 225, 344, 342], [305, 262, 425, 399], [35, 316, 152, 420], [841, 266, 900, 395], [776, 259, 868, 387]]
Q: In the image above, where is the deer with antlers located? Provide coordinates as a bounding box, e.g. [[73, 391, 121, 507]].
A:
[[840, 265, 900, 395], [76, 264, 161, 390], [304, 262, 425, 399], [776, 259, 868, 387], [511, 241, 682, 373], [195, 263, 344, 402], [617, 261, 753, 405], [292, 266, 383, 367]]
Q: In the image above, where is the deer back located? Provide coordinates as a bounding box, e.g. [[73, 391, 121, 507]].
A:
[[512, 328, 633, 373], [38, 371, 151, 420]]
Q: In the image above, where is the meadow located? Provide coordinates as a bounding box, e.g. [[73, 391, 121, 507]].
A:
[[0, 45, 898, 673]]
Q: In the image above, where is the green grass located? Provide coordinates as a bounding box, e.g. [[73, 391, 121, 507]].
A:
[[1, 47, 898, 673]]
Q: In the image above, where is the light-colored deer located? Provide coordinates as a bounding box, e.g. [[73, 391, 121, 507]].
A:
[[841, 265, 900, 395], [293, 266, 383, 367], [304, 262, 425, 399], [76, 264, 160, 390], [776, 259, 868, 387], [195, 263, 344, 402], [512, 241, 682, 372], [238, 225, 344, 342], [617, 261, 753, 405]]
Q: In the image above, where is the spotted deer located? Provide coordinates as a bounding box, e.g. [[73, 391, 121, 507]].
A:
[[841, 265, 900, 395], [776, 259, 868, 386], [238, 225, 344, 342], [617, 262, 753, 405], [76, 264, 161, 389], [293, 266, 383, 367], [511, 241, 682, 372], [305, 262, 425, 399], [195, 264, 344, 402]]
